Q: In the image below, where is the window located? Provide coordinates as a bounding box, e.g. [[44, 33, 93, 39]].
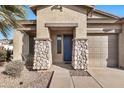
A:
[[57, 35, 62, 54]]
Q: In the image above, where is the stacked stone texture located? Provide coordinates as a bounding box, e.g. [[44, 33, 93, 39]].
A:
[[33, 39, 51, 70], [72, 39, 88, 70]]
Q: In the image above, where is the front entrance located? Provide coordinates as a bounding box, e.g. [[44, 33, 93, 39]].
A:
[[50, 28, 73, 64], [64, 35, 73, 63]]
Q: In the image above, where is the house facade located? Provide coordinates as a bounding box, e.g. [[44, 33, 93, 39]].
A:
[[13, 5, 124, 70], [0, 39, 13, 50]]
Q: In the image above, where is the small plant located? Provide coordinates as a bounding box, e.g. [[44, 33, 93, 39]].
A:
[[0, 49, 7, 62], [3, 60, 24, 77]]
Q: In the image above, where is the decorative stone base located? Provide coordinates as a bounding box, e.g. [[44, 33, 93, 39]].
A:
[[33, 38, 52, 70], [72, 38, 88, 70]]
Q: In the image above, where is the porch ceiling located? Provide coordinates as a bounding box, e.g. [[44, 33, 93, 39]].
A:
[[17, 20, 36, 37], [26, 31, 36, 37]]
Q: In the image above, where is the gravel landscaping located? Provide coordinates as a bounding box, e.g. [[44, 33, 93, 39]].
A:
[[0, 66, 53, 88], [70, 70, 91, 76]]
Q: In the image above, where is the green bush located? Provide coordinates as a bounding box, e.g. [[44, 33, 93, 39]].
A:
[[4, 60, 24, 77], [0, 49, 7, 61]]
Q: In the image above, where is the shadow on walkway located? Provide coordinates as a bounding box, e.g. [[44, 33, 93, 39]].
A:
[[53, 63, 73, 70]]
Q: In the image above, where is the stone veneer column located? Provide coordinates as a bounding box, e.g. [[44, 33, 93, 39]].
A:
[[72, 38, 88, 70], [33, 38, 52, 70]]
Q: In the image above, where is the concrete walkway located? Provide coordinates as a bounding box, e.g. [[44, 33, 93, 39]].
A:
[[88, 67, 124, 88], [49, 64, 101, 88], [72, 76, 101, 88], [49, 64, 124, 88], [49, 64, 74, 88]]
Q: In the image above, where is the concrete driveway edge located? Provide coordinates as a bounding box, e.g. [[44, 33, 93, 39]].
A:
[[88, 69, 103, 88]]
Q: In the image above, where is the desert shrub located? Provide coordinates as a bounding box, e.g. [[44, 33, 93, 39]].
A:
[[0, 49, 7, 61], [25, 54, 34, 70], [3, 60, 24, 77]]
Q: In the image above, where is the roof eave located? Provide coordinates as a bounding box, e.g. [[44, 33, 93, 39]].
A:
[[94, 9, 120, 19], [29, 5, 121, 20]]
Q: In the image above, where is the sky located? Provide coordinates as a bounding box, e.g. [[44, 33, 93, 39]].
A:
[[1, 5, 124, 39]]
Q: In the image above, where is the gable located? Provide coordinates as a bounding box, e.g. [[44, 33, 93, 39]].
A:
[[30, 5, 94, 12], [88, 9, 120, 19], [36, 5, 88, 23], [30, 5, 120, 19]]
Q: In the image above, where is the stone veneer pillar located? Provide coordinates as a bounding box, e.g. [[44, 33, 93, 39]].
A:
[[33, 38, 52, 70], [72, 38, 88, 70]]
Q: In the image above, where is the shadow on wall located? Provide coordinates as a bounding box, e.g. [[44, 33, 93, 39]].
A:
[[22, 32, 35, 71], [101, 29, 119, 67], [107, 34, 118, 67]]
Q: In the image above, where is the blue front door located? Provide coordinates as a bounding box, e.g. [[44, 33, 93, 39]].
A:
[[64, 35, 73, 63]]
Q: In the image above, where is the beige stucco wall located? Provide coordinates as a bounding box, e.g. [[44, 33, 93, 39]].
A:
[[50, 30, 73, 63], [88, 23, 121, 29], [13, 31, 29, 61], [36, 5, 87, 39], [87, 23, 121, 34], [119, 24, 124, 68]]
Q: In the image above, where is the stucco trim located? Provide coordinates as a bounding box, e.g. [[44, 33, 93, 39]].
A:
[[18, 20, 36, 24], [88, 18, 119, 23], [34, 38, 52, 41], [17, 27, 36, 31], [87, 28, 121, 34], [45, 23, 78, 27], [72, 38, 88, 41]]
